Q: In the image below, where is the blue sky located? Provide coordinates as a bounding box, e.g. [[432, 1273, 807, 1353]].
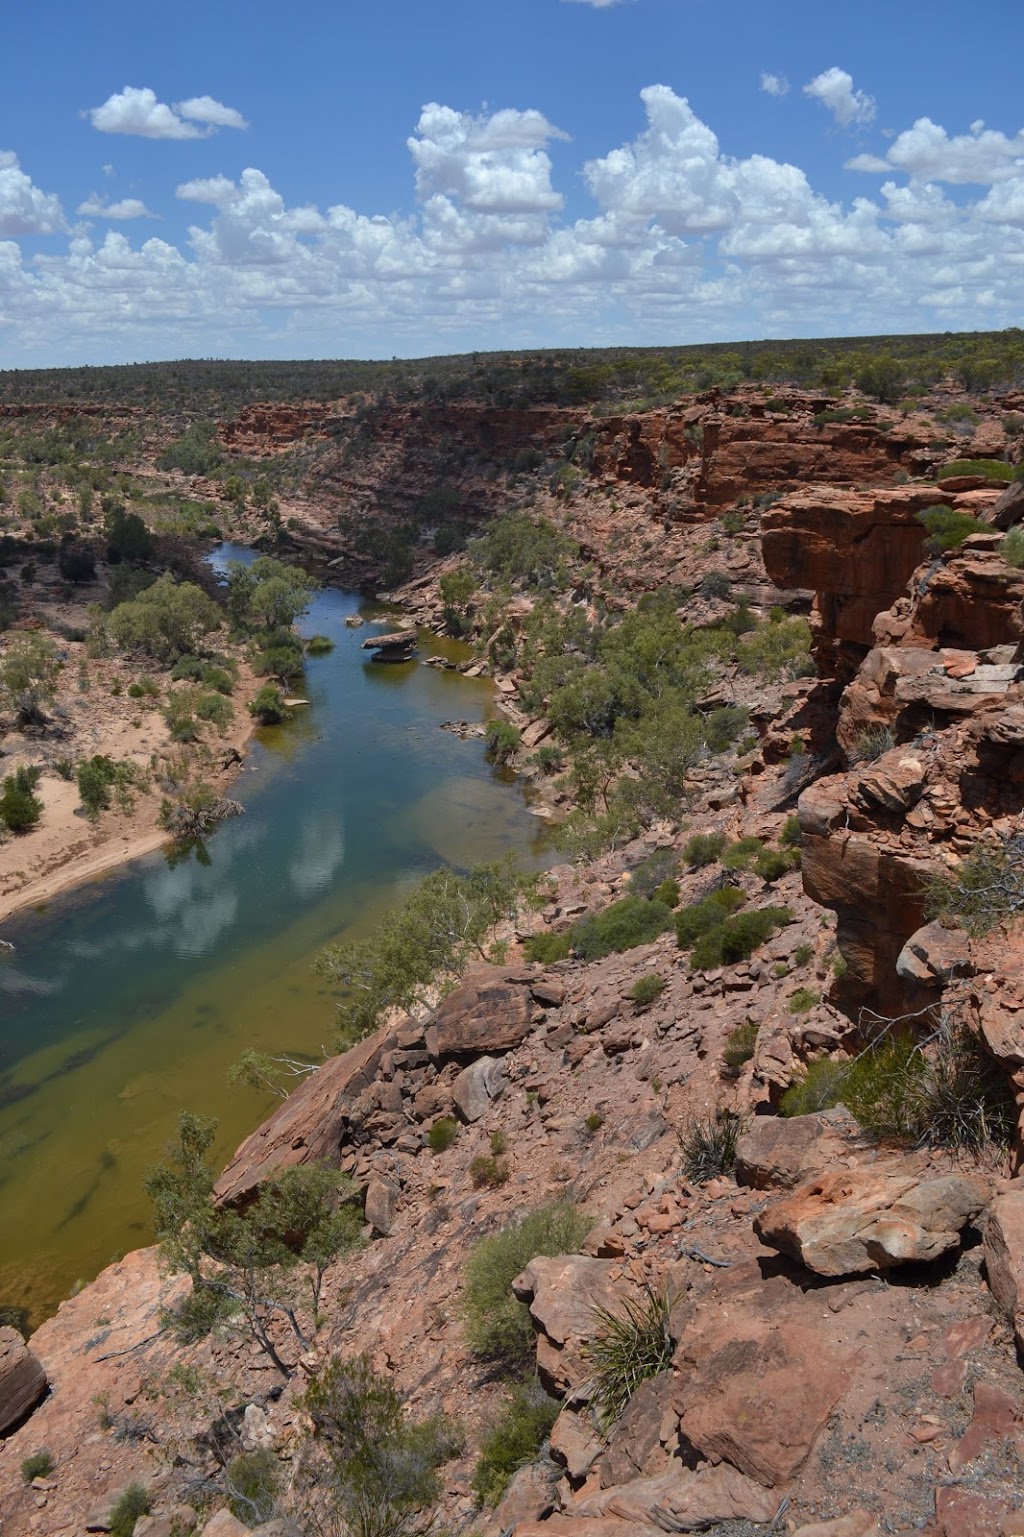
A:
[[1, 0, 1021, 367]]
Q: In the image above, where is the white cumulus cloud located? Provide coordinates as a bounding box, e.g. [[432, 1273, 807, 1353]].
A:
[[760, 73, 789, 98], [409, 104, 568, 213], [78, 194, 156, 220], [804, 67, 875, 128], [0, 151, 65, 235], [88, 86, 246, 140], [848, 117, 1024, 184]]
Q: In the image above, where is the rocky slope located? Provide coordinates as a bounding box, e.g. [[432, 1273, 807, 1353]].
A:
[[3, 380, 1024, 1537]]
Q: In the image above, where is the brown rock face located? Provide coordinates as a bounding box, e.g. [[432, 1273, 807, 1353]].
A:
[[983, 1186, 1024, 1353], [568, 1463, 779, 1527], [428, 968, 536, 1055], [734, 1108, 864, 1191], [754, 1167, 989, 1276], [213, 1023, 397, 1207], [0, 1326, 47, 1433]]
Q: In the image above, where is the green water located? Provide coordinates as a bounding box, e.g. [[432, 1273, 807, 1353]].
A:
[[0, 548, 546, 1327]]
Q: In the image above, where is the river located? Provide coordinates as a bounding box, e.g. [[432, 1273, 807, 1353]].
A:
[[0, 546, 546, 1328]]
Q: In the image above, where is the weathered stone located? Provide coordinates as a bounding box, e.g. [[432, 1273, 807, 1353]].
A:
[[199, 1512, 252, 1537], [0, 1326, 47, 1435], [572, 1463, 779, 1528], [896, 921, 972, 984], [947, 1381, 1021, 1474], [551, 1407, 603, 1481], [674, 1318, 852, 1486], [364, 1174, 400, 1235], [596, 1372, 674, 1487], [755, 1168, 989, 1277], [451, 1055, 505, 1122], [214, 1024, 398, 1206], [935, 1487, 1014, 1537], [513, 1255, 619, 1394], [429, 969, 534, 1055], [734, 1108, 863, 1192], [792, 1516, 878, 1537], [983, 1186, 1024, 1353], [480, 1458, 558, 1537]]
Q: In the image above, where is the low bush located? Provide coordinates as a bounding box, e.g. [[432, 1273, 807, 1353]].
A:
[[679, 1108, 742, 1182], [722, 1020, 759, 1069], [485, 720, 521, 765], [248, 684, 289, 725], [629, 974, 666, 1007], [794, 942, 814, 967], [470, 1155, 510, 1189], [674, 886, 746, 947], [570, 895, 674, 961], [427, 1116, 459, 1153], [722, 835, 763, 872], [20, 1450, 54, 1483], [689, 906, 791, 970], [462, 1201, 591, 1366], [77, 754, 141, 817], [923, 831, 1024, 936], [305, 634, 335, 655], [754, 848, 793, 883], [936, 458, 1015, 483], [780, 1056, 850, 1117], [226, 1449, 278, 1525], [127, 674, 160, 700], [917, 505, 983, 553], [202, 664, 235, 695], [652, 877, 680, 908], [787, 987, 819, 1014], [1001, 526, 1024, 569], [584, 1111, 604, 1135], [108, 1483, 151, 1537], [522, 931, 572, 964], [170, 655, 205, 682], [0, 765, 43, 832], [850, 724, 896, 763], [683, 831, 726, 869], [628, 848, 679, 898], [471, 1381, 559, 1508], [195, 692, 232, 729], [780, 814, 802, 848], [588, 1283, 673, 1430]]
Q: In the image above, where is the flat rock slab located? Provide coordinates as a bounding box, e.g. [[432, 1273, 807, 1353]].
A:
[[983, 1186, 1024, 1354], [754, 1167, 989, 1277], [0, 1325, 47, 1435], [572, 1463, 779, 1528], [734, 1108, 863, 1192], [428, 968, 536, 1056]]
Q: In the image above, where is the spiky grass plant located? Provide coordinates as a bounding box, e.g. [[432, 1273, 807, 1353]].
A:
[[588, 1283, 674, 1431], [679, 1108, 743, 1183]]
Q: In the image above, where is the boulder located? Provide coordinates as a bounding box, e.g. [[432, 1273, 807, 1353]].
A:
[[0, 1325, 47, 1434], [571, 1463, 779, 1528], [428, 968, 535, 1056], [479, 1458, 557, 1537], [896, 921, 972, 985], [512, 1255, 619, 1393], [983, 1186, 1024, 1353], [734, 1108, 863, 1191], [551, 1407, 603, 1481], [214, 1023, 398, 1206], [451, 1055, 505, 1122], [755, 1168, 989, 1277], [364, 1174, 400, 1236], [199, 1513, 252, 1537], [674, 1317, 853, 1486]]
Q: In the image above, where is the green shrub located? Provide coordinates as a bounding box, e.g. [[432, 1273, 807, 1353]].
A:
[[722, 1021, 759, 1069], [20, 1450, 54, 1483], [850, 724, 896, 763], [722, 835, 763, 872], [787, 987, 819, 1014], [254, 643, 304, 679], [794, 942, 814, 967], [683, 832, 727, 869], [674, 886, 746, 947], [305, 634, 335, 655], [226, 1449, 278, 1525], [534, 743, 565, 776], [700, 570, 731, 600], [917, 505, 983, 553], [470, 1155, 510, 1189], [1001, 526, 1024, 568], [248, 684, 289, 725], [936, 458, 1015, 483], [629, 974, 666, 1007], [471, 1381, 559, 1507], [522, 931, 572, 964], [923, 831, 1024, 936], [108, 1483, 151, 1537], [780, 1057, 850, 1117], [0, 765, 43, 832], [584, 1111, 605, 1134], [588, 1283, 673, 1431], [201, 664, 234, 695], [753, 848, 792, 882], [570, 896, 674, 961], [428, 1117, 459, 1153], [652, 878, 680, 908], [628, 848, 679, 898], [462, 1201, 591, 1366], [680, 1109, 742, 1182], [736, 614, 813, 681], [780, 814, 802, 848], [170, 654, 205, 682], [689, 906, 791, 970], [485, 720, 521, 765], [196, 692, 232, 729]]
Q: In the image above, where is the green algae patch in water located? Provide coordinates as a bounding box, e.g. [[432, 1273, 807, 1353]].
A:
[[0, 558, 547, 1327]]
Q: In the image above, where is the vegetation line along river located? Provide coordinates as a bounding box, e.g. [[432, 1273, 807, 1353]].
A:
[[0, 544, 547, 1329]]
